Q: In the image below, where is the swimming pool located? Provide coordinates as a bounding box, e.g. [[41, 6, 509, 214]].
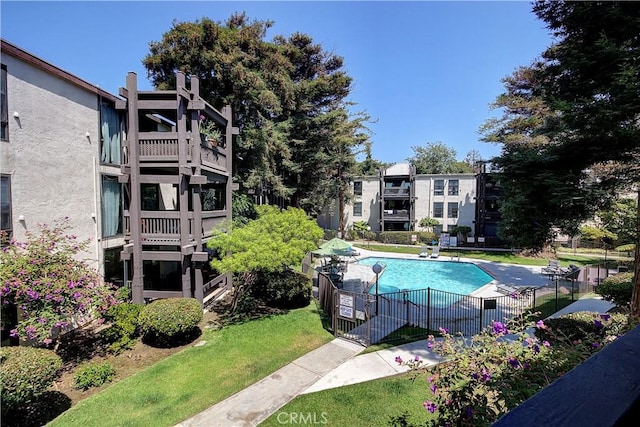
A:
[[357, 257, 494, 295]]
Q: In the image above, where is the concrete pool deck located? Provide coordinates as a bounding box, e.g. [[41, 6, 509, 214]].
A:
[[176, 249, 612, 426]]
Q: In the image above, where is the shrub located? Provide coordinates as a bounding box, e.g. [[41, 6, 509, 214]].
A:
[[396, 313, 637, 426], [0, 346, 62, 411], [0, 219, 119, 346], [138, 298, 203, 345], [73, 361, 116, 390], [253, 269, 312, 308], [595, 272, 634, 307], [379, 231, 437, 245], [534, 312, 631, 346], [100, 302, 143, 354]]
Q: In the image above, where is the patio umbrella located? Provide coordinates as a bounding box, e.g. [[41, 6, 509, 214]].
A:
[[311, 238, 354, 256]]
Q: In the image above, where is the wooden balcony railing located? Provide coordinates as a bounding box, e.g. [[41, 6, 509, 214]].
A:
[[124, 210, 228, 243]]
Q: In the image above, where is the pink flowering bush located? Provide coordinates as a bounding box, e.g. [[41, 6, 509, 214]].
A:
[[396, 313, 636, 426], [0, 219, 119, 347]]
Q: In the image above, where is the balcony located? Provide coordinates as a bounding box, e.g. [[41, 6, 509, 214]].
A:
[[123, 210, 228, 244], [382, 209, 410, 220], [124, 132, 228, 172], [382, 187, 411, 198]]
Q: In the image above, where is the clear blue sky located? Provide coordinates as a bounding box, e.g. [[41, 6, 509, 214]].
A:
[[1, 1, 552, 164]]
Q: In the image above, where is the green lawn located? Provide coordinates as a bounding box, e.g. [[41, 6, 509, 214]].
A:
[[49, 303, 333, 427], [260, 373, 433, 426], [355, 244, 606, 267]]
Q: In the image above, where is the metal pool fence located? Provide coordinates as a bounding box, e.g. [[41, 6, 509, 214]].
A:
[[317, 272, 535, 346]]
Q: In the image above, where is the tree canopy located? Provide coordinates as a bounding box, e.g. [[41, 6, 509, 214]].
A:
[[481, 0, 640, 314], [206, 205, 322, 274], [406, 142, 474, 174], [143, 14, 370, 215]]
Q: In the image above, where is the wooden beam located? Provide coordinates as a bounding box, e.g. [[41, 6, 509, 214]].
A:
[[190, 175, 207, 185], [119, 87, 129, 99], [188, 100, 205, 110], [115, 99, 127, 110], [138, 175, 181, 184], [181, 244, 195, 256], [192, 252, 208, 262], [141, 251, 182, 261], [118, 174, 130, 183]]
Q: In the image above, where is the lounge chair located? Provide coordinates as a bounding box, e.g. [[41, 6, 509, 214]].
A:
[[430, 246, 440, 258], [541, 260, 567, 277], [419, 246, 429, 258]]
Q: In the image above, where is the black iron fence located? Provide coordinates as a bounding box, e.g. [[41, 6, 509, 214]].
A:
[[314, 260, 629, 346], [317, 271, 534, 346]]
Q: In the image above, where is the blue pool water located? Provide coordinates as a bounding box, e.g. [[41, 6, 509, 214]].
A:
[[357, 257, 493, 296]]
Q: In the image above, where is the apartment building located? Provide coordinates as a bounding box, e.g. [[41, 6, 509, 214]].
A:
[[0, 40, 233, 304], [319, 163, 478, 237]]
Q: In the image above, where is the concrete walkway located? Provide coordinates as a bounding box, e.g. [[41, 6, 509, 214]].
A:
[[176, 258, 615, 427]]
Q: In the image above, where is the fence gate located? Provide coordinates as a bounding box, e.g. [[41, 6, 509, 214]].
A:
[[317, 273, 372, 346]]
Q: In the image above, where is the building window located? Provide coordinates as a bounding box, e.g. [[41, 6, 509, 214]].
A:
[[1, 175, 12, 242], [434, 179, 444, 196], [101, 175, 122, 237], [433, 202, 443, 218], [447, 202, 459, 218], [104, 246, 125, 286], [353, 181, 362, 196], [141, 183, 179, 211], [1, 64, 7, 141], [100, 102, 122, 165], [353, 202, 362, 216], [201, 182, 226, 211], [448, 179, 459, 196]]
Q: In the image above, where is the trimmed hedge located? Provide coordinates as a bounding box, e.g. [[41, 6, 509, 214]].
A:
[[253, 269, 312, 309], [138, 298, 203, 346], [73, 361, 116, 390], [595, 272, 634, 307], [379, 231, 437, 245], [0, 346, 62, 410]]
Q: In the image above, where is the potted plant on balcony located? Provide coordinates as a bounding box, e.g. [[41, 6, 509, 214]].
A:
[[199, 115, 222, 148]]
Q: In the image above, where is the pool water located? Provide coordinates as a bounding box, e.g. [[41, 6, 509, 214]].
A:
[[357, 257, 493, 295]]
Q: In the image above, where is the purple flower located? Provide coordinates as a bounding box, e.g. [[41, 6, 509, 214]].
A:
[[536, 320, 546, 329], [439, 327, 449, 334], [395, 356, 403, 364], [543, 340, 551, 347], [523, 363, 531, 370], [430, 384, 437, 394], [592, 342, 600, 349], [481, 368, 491, 382], [423, 400, 437, 413], [533, 344, 540, 354], [594, 319, 604, 329], [471, 372, 479, 380], [493, 321, 509, 335], [465, 406, 473, 417], [508, 357, 520, 368], [600, 314, 611, 321], [427, 376, 434, 384], [427, 341, 433, 349]]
